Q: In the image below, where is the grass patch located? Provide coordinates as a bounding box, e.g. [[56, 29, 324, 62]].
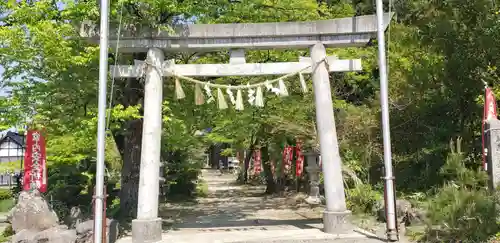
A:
[[0, 235, 10, 243], [0, 199, 14, 213], [196, 180, 209, 198]]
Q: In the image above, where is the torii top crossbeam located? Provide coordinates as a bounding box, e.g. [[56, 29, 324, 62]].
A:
[[80, 13, 393, 52]]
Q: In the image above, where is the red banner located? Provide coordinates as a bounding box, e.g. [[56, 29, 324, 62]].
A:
[[295, 140, 304, 177], [23, 130, 47, 192], [483, 87, 498, 170], [282, 145, 293, 174], [253, 149, 262, 174]]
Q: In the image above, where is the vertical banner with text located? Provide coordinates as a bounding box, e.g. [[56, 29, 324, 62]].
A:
[[253, 149, 262, 175], [483, 87, 498, 170], [282, 145, 293, 175], [295, 140, 304, 177], [23, 130, 47, 192]]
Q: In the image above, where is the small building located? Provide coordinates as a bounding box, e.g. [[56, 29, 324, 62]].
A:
[[0, 129, 24, 186], [0, 130, 25, 163]]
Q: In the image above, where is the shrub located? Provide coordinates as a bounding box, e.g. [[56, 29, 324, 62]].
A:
[[2, 224, 14, 237], [196, 180, 209, 198], [162, 150, 204, 200], [346, 183, 382, 214], [421, 138, 500, 242], [46, 162, 90, 221], [423, 184, 499, 242], [0, 224, 14, 242], [0, 189, 12, 201]]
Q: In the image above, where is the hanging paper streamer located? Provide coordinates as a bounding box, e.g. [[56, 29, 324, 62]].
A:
[[204, 83, 215, 103], [226, 88, 236, 105], [167, 62, 312, 110], [235, 89, 244, 110], [265, 80, 281, 95], [295, 139, 304, 177], [175, 78, 186, 99], [299, 72, 308, 93], [265, 81, 273, 91], [247, 84, 255, 105], [255, 86, 264, 107], [217, 88, 228, 109], [278, 79, 289, 96], [194, 84, 204, 105]]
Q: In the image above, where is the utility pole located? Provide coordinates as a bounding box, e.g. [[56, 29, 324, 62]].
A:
[[94, 0, 109, 242], [374, 0, 398, 241]]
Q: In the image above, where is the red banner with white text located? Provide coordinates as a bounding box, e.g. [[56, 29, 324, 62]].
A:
[[253, 149, 262, 175], [483, 87, 498, 170], [282, 145, 293, 175], [295, 140, 304, 177], [23, 130, 47, 192]]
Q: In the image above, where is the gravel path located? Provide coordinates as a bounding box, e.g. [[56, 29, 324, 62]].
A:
[[160, 169, 326, 231]]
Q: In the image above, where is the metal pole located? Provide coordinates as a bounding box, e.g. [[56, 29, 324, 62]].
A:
[[94, 0, 109, 241], [374, 1, 398, 241]]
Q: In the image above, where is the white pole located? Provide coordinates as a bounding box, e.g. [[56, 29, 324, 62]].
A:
[[94, 0, 109, 241], [374, 1, 398, 241]]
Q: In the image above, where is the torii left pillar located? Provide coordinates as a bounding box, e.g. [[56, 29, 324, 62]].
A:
[[132, 48, 164, 243]]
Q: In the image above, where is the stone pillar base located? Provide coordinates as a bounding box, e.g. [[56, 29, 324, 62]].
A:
[[322, 210, 352, 234], [305, 196, 322, 205], [387, 228, 399, 242], [132, 218, 162, 243]]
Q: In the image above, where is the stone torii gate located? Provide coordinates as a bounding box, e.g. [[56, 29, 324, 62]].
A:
[[81, 13, 392, 243]]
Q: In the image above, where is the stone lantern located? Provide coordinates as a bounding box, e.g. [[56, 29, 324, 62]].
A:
[[304, 151, 322, 205]]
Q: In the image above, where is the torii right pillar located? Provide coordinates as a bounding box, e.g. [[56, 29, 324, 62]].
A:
[[310, 43, 351, 233]]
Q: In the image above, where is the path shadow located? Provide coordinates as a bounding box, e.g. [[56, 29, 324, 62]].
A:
[[353, 228, 388, 241], [159, 194, 320, 225]]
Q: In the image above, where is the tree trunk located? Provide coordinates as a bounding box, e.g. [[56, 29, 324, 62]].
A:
[[210, 144, 222, 169], [242, 133, 257, 183], [114, 119, 142, 219], [261, 145, 276, 194], [113, 53, 146, 219], [241, 147, 253, 183]]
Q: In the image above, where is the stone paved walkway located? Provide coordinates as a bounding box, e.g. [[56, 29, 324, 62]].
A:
[[118, 169, 390, 243], [160, 169, 326, 230]]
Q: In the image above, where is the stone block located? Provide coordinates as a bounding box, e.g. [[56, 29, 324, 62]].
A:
[[132, 218, 162, 243], [75, 218, 119, 243], [322, 210, 352, 234], [9, 191, 59, 233], [11, 225, 77, 243]]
